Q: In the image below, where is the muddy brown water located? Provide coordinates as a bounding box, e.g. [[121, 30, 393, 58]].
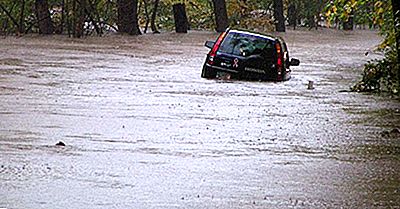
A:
[[0, 29, 399, 208]]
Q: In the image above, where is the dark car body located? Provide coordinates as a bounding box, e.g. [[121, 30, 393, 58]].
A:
[[202, 29, 300, 81]]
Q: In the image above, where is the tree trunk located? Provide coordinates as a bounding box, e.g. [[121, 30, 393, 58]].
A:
[[58, 0, 65, 34], [287, 3, 297, 30], [72, 0, 76, 37], [307, 15, 315, 29], [150, 0, 160, 33], [66, 0, 72, 36], [273, 0, 285, 32], [304, 1, 315, 30], [392, 0, 400, 64], [18, 0, 25, 34], [172, 3, 188, 33], [35, 0, 53, 34], [343, 12, 354, 30], [117, 0, 141, 35], [212, 0, 228, 32], [392, 0, 400, 89], [85, 0, 102, 35], [73, 0, 86, 37], [143, 0, 150, 33]]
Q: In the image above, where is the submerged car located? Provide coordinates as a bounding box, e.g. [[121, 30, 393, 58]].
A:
[[202, 29, 300, 81]]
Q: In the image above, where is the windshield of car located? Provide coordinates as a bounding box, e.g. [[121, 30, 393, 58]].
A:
[[218, 32, 275, 57]]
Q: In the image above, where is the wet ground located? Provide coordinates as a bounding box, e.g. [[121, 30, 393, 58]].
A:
[[0, 29, 399, 208]]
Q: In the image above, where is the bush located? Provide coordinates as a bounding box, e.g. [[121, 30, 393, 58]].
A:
[[352, 49, 399, 94]]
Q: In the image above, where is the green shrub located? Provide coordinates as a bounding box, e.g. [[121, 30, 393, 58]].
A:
[[352, 49, 399, 94]]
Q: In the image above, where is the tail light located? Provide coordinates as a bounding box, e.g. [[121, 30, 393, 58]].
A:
[[275, 42, 283, 80], [208, 31, 227, 65]]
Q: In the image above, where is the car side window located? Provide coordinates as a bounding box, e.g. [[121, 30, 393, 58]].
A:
[[218, 33, 241, 55]]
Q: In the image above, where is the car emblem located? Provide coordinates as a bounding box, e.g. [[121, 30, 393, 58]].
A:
[[233, 58, 239, 68]]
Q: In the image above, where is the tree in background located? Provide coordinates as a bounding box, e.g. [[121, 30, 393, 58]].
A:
[[287, 3, 297, 29], [392, 0, 399, 64], [293, 0, 327, 30], [73, 0, 86, 37], [273, 0, 285, 32], [156, 0, 226, 32], [226, 0, 274, 31], [0, 0, 395, 44], [391, 0, 399, 89], [212, 0, 228, 32], [325, 0, 356, 30], [172, 3, 188, 33], [117, 0, 141, 35], [141, 0, 161, 33], [0, 0, 31, 35], [35, 0, 53, 34], [150, 0, 160, 33]]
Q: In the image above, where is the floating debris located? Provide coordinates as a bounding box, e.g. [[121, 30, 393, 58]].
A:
[[307, 81, 314, 90], [55, 141, 66, 146]]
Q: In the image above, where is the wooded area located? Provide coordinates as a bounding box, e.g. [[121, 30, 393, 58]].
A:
[[0, 0, 396, 36]]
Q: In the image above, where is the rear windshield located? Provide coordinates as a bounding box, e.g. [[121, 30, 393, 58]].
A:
[[218, 32, 275, 57]]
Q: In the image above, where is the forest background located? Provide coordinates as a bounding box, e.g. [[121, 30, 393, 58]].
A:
[[0, 0, 399, 94]]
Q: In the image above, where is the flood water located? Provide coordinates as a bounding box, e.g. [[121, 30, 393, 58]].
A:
[[1, 29, 399, 208]]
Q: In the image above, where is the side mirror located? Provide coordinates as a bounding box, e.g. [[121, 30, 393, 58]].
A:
[[290, 58, 300, 66], [205, 41, 215, 49]]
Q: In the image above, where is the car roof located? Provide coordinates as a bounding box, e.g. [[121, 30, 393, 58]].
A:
[[228, 29, 277, 42]]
